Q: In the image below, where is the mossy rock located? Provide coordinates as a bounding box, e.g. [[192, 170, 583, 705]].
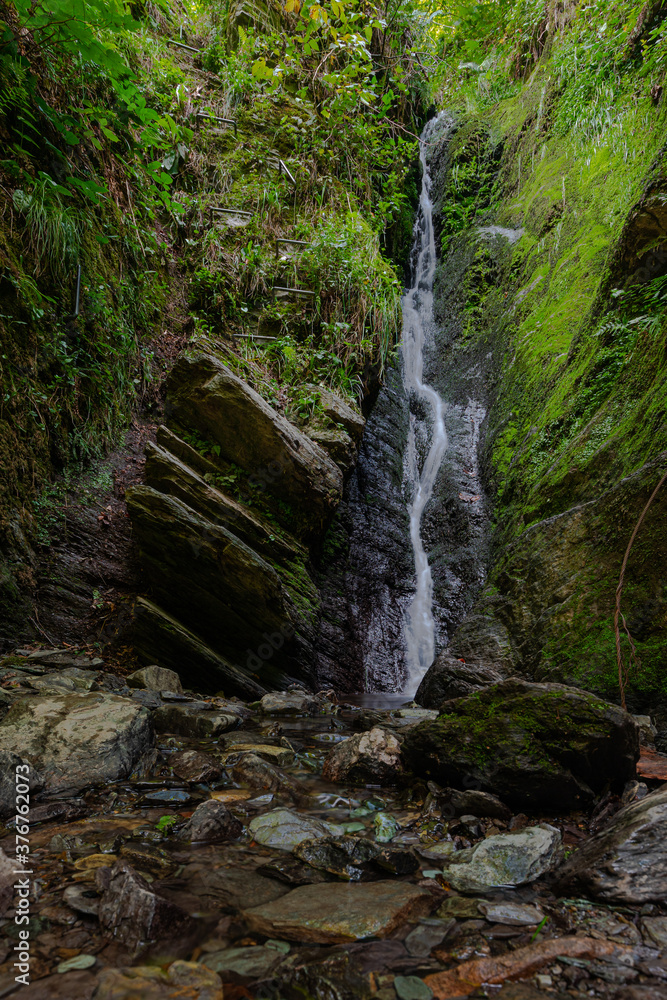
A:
[[402, 678, 639, 810]]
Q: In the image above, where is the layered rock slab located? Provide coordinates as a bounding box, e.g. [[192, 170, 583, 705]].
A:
[[243, 881, 433, 943], [402, 679, 639, 809]]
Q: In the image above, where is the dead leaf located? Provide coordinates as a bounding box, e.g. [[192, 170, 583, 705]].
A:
[[424, 935, 633, 998]]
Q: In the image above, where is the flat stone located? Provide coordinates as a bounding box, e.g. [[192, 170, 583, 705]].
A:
[[179, 800, 242, 843], [170, 750, 223, 783], [436, 896, 484, 919], [63, 885, 100, 917], [478, 902, 545, 926], [0, 694, 153, 794], [221, 743, 294, 766], [322, 727, 404, 785], [248, 808, 343, 850], [243, 881, 433, 943], [131, 689, 162, 709], [394, 975, 434, 1000], [441, 825, 561, 892], [642, 917, 667, 948], [259, 691, 319, 716], [405, 919, 455, 957], [128, 665, 183, 693], [153, 703, 239, 738], [556, 784, 667, 902], [229, 753, 304, 802], [200, 945, 282, 979], [186, 867, 290, 910], [404, 679, 639, 809], [94, 961, 222, 1000]]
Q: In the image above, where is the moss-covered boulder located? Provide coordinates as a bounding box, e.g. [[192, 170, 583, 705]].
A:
[[402, 679, 639, 809]]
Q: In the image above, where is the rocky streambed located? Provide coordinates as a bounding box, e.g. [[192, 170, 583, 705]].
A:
[[0, 649, 667, 1000]]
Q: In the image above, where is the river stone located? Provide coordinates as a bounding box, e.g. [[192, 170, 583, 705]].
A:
[[0, 694, 153, 794], [322, 727, 404, 785], [229, 753, 304, 802], [170, 750, 222, 784], [555, 784, 667, 902], [165, 353, 343, 537], [293, 836, 381, 880], [448, 788, 511, 820], [403, 679, 639, 809], [127, 665, 183, 694], [243, 881, 433, 943], [94, 961, 222, 1000], [186, 867, 290, 910], [440, 825, 562, 892], [97, 861, 195, 952], [179, 800, 242, 843], [415, 653, 505, 709], [394, 976, 434, 1000], [478, 902, 545, 926], [0, 749, 43, 818], [200, 945, 282, 979], [153, 703, 239, 738], [248, 808, 343, 850], [259, 691, 319, 715]]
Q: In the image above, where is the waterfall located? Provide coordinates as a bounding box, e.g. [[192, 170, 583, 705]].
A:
[[402, 116, 449, 695]]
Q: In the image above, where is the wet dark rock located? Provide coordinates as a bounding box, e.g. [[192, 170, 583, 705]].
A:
[[405, 918, 455, 957], [374, 846, 421, 875], [243, 880, 434, 943], [478, 902, 544, 926], [0, 749, 43, 819], [259, 690, 319, 715], [312, 386, 366, 444], [293, 835, 381, 880], [131, 689, 162, 709], [447, 788, 511, 820], [119, 843, 177, 877], [153, 702, 239, 738], [16, 648, 103, 669], [439, 825, 562, 892], [0, 693, 154, 795], [402, 679, 640, 809], [97, 860, 195, 953], [200, 944, 283, 980], [229, 752, 305, 802], [556, 784, 667, 902], [257, 856, 332, 885], [322, 727, 404, 786], [27, 799, 88, 825], [170, 749, 223, 784], [415, 652, 505, 708], [179, 799, 242, 843], [128, 665, 183, 694], [186, 866, 290, 910]]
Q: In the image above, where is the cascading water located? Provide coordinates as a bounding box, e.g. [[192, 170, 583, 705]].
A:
[[402, 116, 449, 695]]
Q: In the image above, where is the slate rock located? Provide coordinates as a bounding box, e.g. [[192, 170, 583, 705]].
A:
[[0, 749, 43, 819], [94, 961, 222, 1000], [0, 693, 153, 794], [179, 800, 242, 843], [131, 689, 162, 709], [478, 902, 544, 926], [394, 975, 433, 1000], [448, 788, 511, 820], [322, 727, 404, 785], [170, 750, 223, 784], [256, 856, 332, 886], [293, 835, 381, 880], [440, 824, 562, 892], [153, 703, 239, 738], [405, 918, 455, 957], [200, 945, 282, 979], [229, 753, 304, 802], [127, 665, 183, 694], [248, 808, 343, 850], [556, 784, 667, 902], [259, 691, 319, 715], [97, 861, 194, 952], [403, 679, 639, 809], [414, 653, 505, 709], [243, 880, 433, 943]]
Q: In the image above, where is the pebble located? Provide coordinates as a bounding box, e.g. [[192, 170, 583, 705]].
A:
[[375, 812, 398, 842], [393, 975, 433, 1000], [56, 954, 96, 973]]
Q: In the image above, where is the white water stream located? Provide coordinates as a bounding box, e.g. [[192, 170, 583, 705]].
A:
[[401, 117, 449, 694]]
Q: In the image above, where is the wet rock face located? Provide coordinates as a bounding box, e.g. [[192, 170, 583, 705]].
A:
[[316, 365, 414, 692], [402, 679, 640, 809], [0, 693, 153, 794], [415, 652, 505, 708], [322, 727, 404, 785], [166, 353, 343, 539], [556, 785, 667, 903]]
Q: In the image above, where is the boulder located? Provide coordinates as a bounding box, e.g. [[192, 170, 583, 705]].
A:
[[293, 836, 381, 880], [448, 788, 511, 820], [415, 652, 505, 709], [259, 690, 319, 715], [243, 880, 433, 943], [153, 703, 239, 739], [97, 861, 195, 953], [165, 354, 343, 538], [322, 727, 404, 785], [229, 753, 305, 802], [0, 749, 43, 819], [179, 800, 242, 843], [402, 679, 639, 809], [248, 808, 343, 850], [127, 665, 183, 694], [0, 694, 153, 795], [555, 784, 667, 902], [438, 825, 562, 893]]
